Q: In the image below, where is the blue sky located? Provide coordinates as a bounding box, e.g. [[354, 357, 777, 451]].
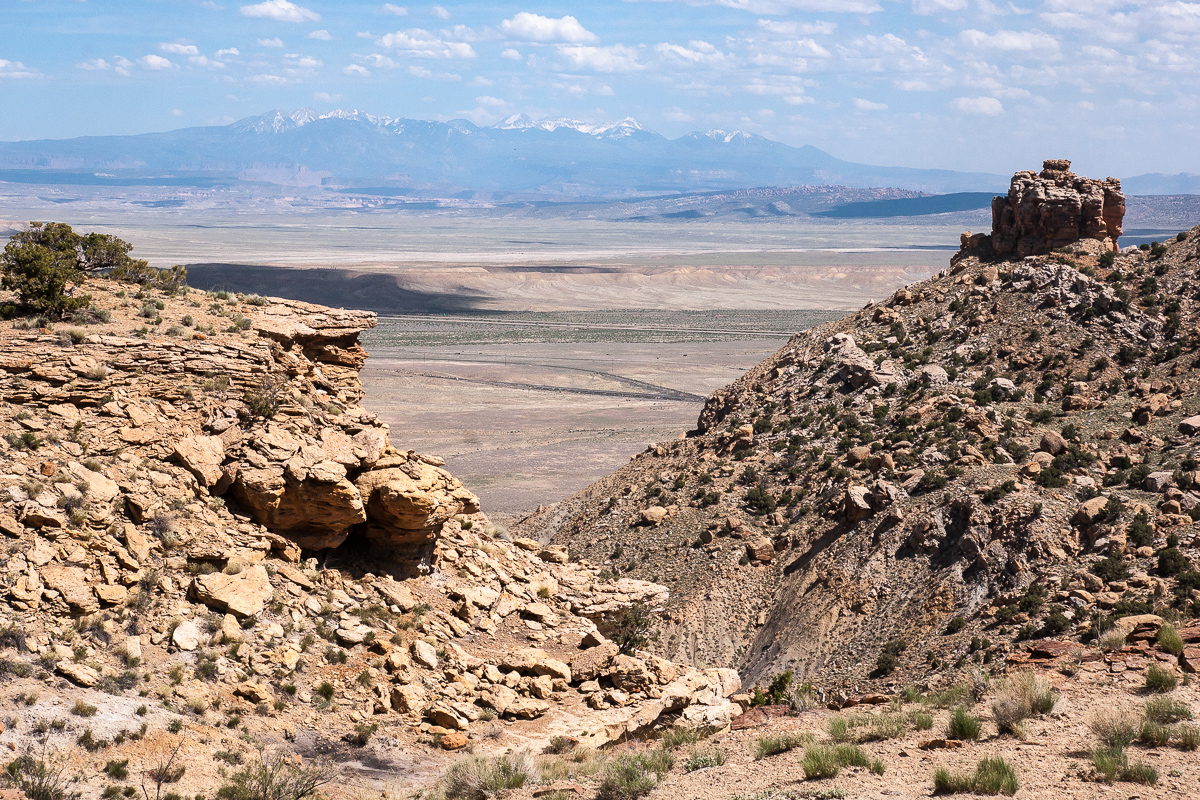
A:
[[1, 0, 1198, 175]]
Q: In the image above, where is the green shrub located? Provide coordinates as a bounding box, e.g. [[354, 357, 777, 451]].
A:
[[801, 746, 840, 780], [658, 727, 701, 750], [1144, 696, 1191, 724], [1090, 710, 1138, 751], [603, 602, 657, 656], [681, 748, 725, 772], [1177, 723, 1200, 751], [1137, 720, 1172, 747], [1145, 664, 1178, 694], [911, 711, 933, 731], [3, 745, 82, 800], [933, 757, 1017, 796], [215, 749, 336, 800], [947, 706, 981, 741], [71, 700, 98, 718]]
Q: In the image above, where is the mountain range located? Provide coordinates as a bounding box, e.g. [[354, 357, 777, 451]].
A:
[[2, 109, 1197, 201]]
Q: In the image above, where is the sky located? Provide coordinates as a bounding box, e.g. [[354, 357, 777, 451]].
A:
[[1, 0, 1199, 176]]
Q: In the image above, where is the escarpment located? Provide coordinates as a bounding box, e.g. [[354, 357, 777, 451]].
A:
[[524, 164, 1199, 696], [0, 274, 745, 798]]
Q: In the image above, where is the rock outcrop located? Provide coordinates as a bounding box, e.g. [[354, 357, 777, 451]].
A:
[[985, 159, 1124, 257]]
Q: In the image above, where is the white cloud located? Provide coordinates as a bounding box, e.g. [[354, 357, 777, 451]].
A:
[[912, 0, 966, 14], [756, 19, 837, 35], [78, 58, 109, 71], [952, 95, 1004, 114], [655, 41, 729, 64], [114, 57, 133, 76], [314, 91, 342, 101], [159, 43, 199, 56], [475, 95, 507, 107], [258, 38, 285, 47], [745, 76, 814, 104], [189, 55, 225, 68], [383, 3, 408, 14], [378, 29, 476, 58], [138, 54, 175, 70], [696, 0, 881, 13], [239, 0, 320, 23], [557, 44, 642, 72], [959, 29, 1060, 53], [308, 30, 332, 40], [216, 48, 240, 57], [344, 63, 371, 75], [500, 48, 522, 60], [285, 53, 322, 68], [0, 59, 40, 79], [407, 64, 461, 79], [173, 109, 183, 116], [469, 75, 493, 86], [251, 73, 291, 84], [500, 12, 597, 43], [432, 5, 451, 19], [854, 97, 888, 110]]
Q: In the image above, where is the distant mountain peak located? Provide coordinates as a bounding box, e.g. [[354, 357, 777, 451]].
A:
[[493, 114, 651, 138]]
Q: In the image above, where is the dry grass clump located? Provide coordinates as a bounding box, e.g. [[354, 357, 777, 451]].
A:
[[801, 744, 882, 780], [991, 671, 1058, 737], [1144, 664, 1178, 693], [933, 756, 1017, 796], [681, 748, 726, 772], [1156, 623, 1184, 657], [596, 751, 673, 800], [443, 752, 534, 800], [753, 732, 814, 760]]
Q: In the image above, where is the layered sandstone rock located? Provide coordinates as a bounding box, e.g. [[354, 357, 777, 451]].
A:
[[989, 159, 1124, 257]]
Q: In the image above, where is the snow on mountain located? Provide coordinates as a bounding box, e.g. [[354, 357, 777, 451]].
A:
[[493, 114, 651, 138]]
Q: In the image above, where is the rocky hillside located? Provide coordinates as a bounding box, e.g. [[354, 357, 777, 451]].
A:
[[525, 175, 1200, 694], [0, 276, 741, 799]]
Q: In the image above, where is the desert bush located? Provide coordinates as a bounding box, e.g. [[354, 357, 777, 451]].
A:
[[71, 700, 98, 717], [753, 732, 813, 760], [991, 671, 1057, 737], [1137, 720, 1172, 747], [215, 748, 337, 800], [595, 751, 672, 800], [681, 748, 725, 772], [910, 711, 933, 731], [658, 727, 701, 750], [1090, 710, 1139, 751], [859, 714, 906, 742], [947, 706, 981, 741], [1144, 696, 1192, 724], [2, 741, 81, 800], [1092, 747, 1157, 785], [1098, 630, 1127, 652], [603, 601, 657, 656], [1176, 723, 1200, 751], [1145, 664, 1177, 694], [544, 736, 576, 755]]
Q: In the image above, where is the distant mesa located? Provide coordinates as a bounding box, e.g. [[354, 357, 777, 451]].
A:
[[959, 159, 1125, 259]]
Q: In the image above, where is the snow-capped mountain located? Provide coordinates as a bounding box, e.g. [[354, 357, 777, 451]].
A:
[[0, 108, 1008, 197]]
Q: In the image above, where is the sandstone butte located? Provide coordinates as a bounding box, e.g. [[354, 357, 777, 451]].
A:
[[2, 160, 1200, 800]]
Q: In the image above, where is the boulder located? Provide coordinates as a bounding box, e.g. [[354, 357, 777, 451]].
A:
[[745, 537, 774, 563], [173, 435, 226, 487], [501, 647, 572, 682], [1039, 430, 1068, 455], [1074, 496, 1111, 527], [570, 642, 619, 683], [390, 684, 427, 716], [57, 661, 100, 687], [411, 640, 439, 669], [172, 620, 201, 651], [232, 467, 365, 550], [844, 485, 873, 522], [640, 506, 668, 526], [608, 654, 655, 692], [39, 566, 99, 615], [190, 565, 273, 619], [1180, 415, 1200, 435], [354, 460, 480, 547], [1143, 472, 1174, 493]]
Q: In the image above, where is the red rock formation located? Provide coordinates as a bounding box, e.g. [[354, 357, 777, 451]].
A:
[[989, 159, 1124, 257]]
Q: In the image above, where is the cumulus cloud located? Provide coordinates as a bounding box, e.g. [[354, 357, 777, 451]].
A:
[[756, 19, 837, 35], [159, 43, 199, 55], [500, 12, 597, 43], [655, 40, 728, 64], [406, 64, 461, 79], [687, 0, 881, 13], [0, 59, 40, 79], [854, 97, 888, 110], [239, 0, 320, 22], [952, 95, 1004, 114], [308, 30, 332, 40], [138, 54, 175, 70], [960, 29, 1060, 53], [912, 0, 966, 14], [344, 63, 371, 75], [382, 3, 408, 14], [557, 44, 642, 72], [258, 38, 285, 47], [475, 95, 507, 107], [189, 55, 225, 68], [432, 5, 450, 19], [78, 58, 109, 71], [251, 73, 291, 84], [114, 57, 133, 76], [500, 48, 522, 60], [314, 91, 342, 101], [378, 29, 476, 58], [745, 76, 814, 104], [216, 48, 240, 57]]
